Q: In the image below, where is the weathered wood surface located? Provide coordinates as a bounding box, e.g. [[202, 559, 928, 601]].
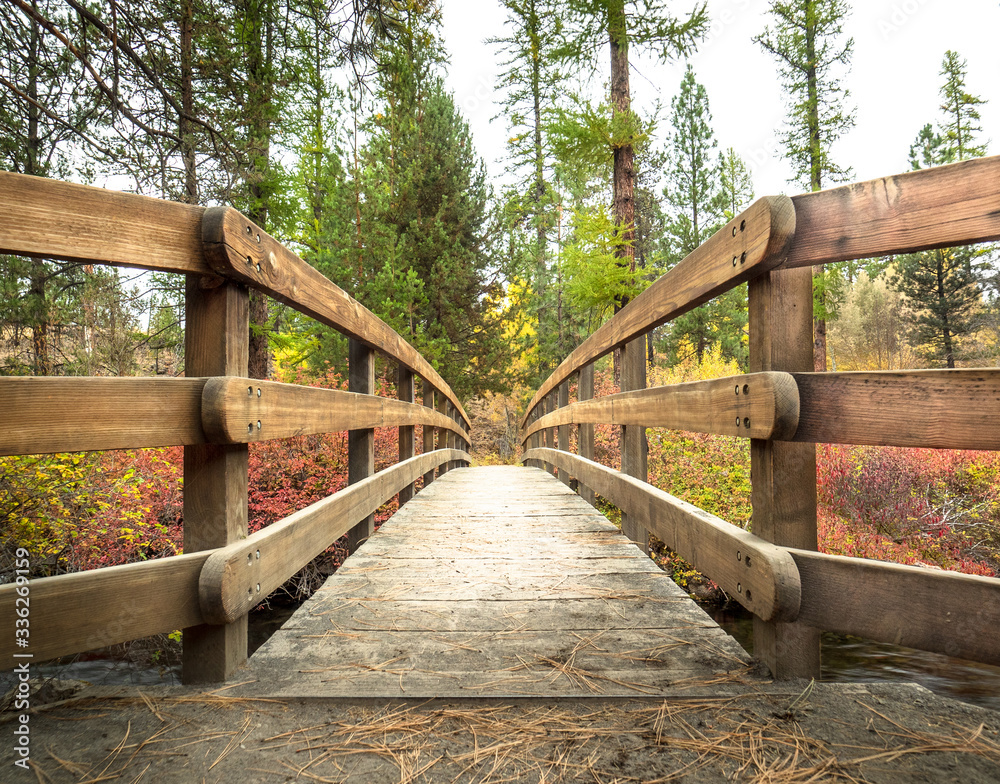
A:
[[522, 372, 800, 443], [523, 196, 796, 424], [347, 339, 375, 555], [0, 170, 213, 275], [199, 449, 466, 625], [0, 553, 209, 664], [201, 376, 465, 444], [522, 449, 801, 624], [0, 377, 206, 455], [201, 206, 469, 429], [789, 549, 1000, 666], [247, 466, 757, 698], [790, 369, 1000, 449], [182, 277, 249, 683], [782, 155, 1000, 268], [749, 264, 821, 679]]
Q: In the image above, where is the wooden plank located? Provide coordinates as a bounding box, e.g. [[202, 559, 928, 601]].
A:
[[181, 277, 249, 684], [789, 549, 1000, 666], [782, 155, 1000, 269], [748, 265, 821, 679], [201, 206, 469, 430], [199, 376, 464, 443], [789, 369, 1000, 449], [199, 449, 466, 624], [522, 449, 801, 623], [523, 372, 800, 442], [0, 171, 213, 275], [0, 552, 209, 663], [577, 364, 595, 505], [435, 388, 449, 476], [347, 339, 375, 554], [398, 365, 416, 505], [522, 196, 796, 425], [0, 377, 206, 455]]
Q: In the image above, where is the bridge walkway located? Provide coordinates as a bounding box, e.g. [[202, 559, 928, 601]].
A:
[[244, 466, 760, 698]]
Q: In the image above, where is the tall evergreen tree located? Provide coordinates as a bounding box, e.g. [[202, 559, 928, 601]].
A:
[[661, 66, 748, 365], [755, 0, 855, 372], [555, 0, 707, 314], [892, 52, 987, 369]]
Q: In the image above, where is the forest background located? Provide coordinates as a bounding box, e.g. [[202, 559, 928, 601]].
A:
[[2, 0, 1000, 635]]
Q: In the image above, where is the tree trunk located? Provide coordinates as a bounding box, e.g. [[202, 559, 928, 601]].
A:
[[608, 0, 635, 385], [805, 3, 827, 373], [179, 0, 198, 204]]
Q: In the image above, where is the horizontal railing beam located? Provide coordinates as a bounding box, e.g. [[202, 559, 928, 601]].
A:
[[0, 377, 208, 455], [522, 372, 799, 443], [0, 377, 466, 456], [0, 553, 209, 664], [202, 207, 470, 431], [199, 448, 468, 624], [202, 377, 467, 444], [788, 369, 1000, 450], [522, 448, 802, 623], [0, 171, 213, 275], [781, 155, 1000, 269], [522, 196, 796, 426], [789, 548, 1000, 666]]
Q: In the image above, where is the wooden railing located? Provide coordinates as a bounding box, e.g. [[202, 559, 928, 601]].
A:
[[0, 172, 471, 683], [520, 155, 1000, 678]]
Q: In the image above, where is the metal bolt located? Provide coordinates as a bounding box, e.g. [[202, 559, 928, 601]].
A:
[[257, 420, 262, 431], [743, 417, 750, 429]]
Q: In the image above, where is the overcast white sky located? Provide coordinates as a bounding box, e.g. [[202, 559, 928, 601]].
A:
[[438, 0, 1000, 198]]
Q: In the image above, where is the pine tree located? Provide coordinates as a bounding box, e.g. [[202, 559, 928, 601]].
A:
[[660, 66, 748, 365], [892, 52, 987, 369], [755, 0, 855, 372]]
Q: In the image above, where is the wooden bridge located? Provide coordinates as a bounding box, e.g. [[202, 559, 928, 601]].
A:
[[3, 156, 1000, 700]]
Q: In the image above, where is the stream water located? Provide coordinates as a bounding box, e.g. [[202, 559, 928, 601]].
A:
[[711, 605, 1000, 713]]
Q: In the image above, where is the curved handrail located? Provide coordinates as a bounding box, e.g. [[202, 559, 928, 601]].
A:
[[520, 155, 1000, 672], [203, 206, 470, 430], [521, 195, 796, 426]]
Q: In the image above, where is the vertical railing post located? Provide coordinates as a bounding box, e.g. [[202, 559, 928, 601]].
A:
[[577, 363, 595, 506], [620, 337, 649, 554], [749, 267, 821, 679], [445, 401, 456, 471], [347, 339, 375, 554], [436, 391, 449, 475], [423, 380, 436, 488], [527, 408, 541, 469], [544, 393, 556, 475], [182, 277, 249, 684], [558, 380, 571, 488], [398, 364, 415, 506]]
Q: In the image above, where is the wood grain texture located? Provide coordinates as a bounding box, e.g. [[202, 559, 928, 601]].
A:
[[398, 365, 416, 505], [620, 337, 649, 554], [201, 206, 469, 430], [521, 449, 802, 623], [200, 377, 465, 443], [199, 449, 468, 625], [522, 196, 796, 427], [577, 364, 596, 506], [182, 277, 249, 684], [558, 382, 571, 487], [789, 369, 1000, 449], [782, 155, 1000, 268], [749, 265, 821, 679], [0, 171, 213, 275], [246, 466, 758, 698], [422, 381, 436, 487], [0, 553, 210, 663], [347, 340, 375, 554], [522, 372, 800, 442], [789, 549, 1000, 666], [0, 377, 206, 455]]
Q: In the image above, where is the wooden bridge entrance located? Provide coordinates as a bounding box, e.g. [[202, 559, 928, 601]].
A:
[[246, 466, 755, 698]]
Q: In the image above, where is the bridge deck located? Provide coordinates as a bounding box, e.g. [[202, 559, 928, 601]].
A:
[[246, 465, 760, 698]]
